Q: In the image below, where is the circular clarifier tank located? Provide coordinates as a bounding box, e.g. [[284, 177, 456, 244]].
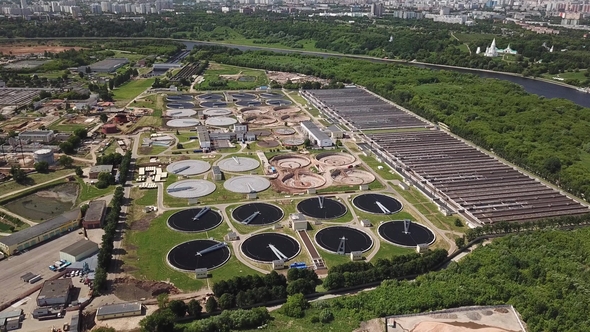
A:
[[378, 220, 436, 247], [167, 208, 223, 233], [297, 197, 347, 219], [315, 226, 373, 254], [240, 233, 300, 263], [167, 239, 230, 272], [352, 193, 403, 214]]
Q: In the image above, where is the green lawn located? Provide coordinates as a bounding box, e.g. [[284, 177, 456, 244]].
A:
[[358, 155, 403, 181], [123, 210, 261, 291], [134, 188, 158, 206], [77, 178, 116, 203], [0, 169, 74, 198], [112, 78, 155, 106], [197, 63, 268, 90], [48, 121, 91, 133], [541, 70, 588, 82]]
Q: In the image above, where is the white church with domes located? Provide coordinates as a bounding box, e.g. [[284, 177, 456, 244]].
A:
[[475, 39, 518, 57]]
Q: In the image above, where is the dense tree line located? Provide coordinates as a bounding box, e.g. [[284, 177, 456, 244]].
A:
[[185, 307, 271, 332], [93, 186, 124, 294], [190, 47, 590, 202], [58, 128, 87, 155], [323, 249, 448, 290], [315, 227, 590, 332], [93, 152, 131, 294], [0, 12, 588, 74]]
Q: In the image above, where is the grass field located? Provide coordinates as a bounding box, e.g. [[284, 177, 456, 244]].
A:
[[541, 70, 588, 82], [358, 155, 403, 181], [123, 210, 261, 291], [48, 121, 91, 133], [197, 63, 268, 90], [0, 169, 74, 198], [76, 178, 116, 203], [112, 78, 155, 106]]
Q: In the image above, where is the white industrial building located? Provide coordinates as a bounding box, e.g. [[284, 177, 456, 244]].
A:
[[59, 240, 99, 262], [300, 121, 332, 147], [18, 130, 54, 143]]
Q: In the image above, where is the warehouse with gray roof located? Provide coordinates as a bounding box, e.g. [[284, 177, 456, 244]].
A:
[[96, 302, 143, 320], [0, 209, 81, 256], [60, 240, 99, 262]]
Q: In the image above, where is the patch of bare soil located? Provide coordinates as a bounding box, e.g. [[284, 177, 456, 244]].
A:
[[130, 216, 152, 231], [113, 277, 180, 301], [354, 318, 385, 332], [0, 45, 83, 55]]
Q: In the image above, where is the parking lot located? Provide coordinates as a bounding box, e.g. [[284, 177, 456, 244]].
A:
[[0, 230, 87, 306]]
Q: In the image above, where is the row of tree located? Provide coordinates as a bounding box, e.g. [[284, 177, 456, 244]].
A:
[[93, 151, 132, 293], [323, 249, 448, 290], [59, 128, 88, 154]]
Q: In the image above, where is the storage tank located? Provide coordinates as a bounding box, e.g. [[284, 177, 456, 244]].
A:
[[33, 149, 55, 165]]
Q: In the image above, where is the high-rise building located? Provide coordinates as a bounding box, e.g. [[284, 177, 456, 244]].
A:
[[370, 3, 384, 17], [101, 1, 111, 12]]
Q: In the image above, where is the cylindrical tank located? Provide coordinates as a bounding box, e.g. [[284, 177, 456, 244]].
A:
[[33, 149, 55, 165]]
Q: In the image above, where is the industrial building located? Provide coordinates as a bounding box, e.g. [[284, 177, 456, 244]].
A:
[[80, 58, 129, 73], [36, 279, 72, 307], [18, 130, 54, 143], [82, 200, 107, 229], [0, 209, 81, 256], [89, 165, 113, 179], [212, 166, 223, 181], [101, 123, 118, 134], [59, 240, 99, 262], [300, 121, 333, 147], [96, 302, 143, 320], [0, 310, 22, 332], [196, 125, 211, 149]]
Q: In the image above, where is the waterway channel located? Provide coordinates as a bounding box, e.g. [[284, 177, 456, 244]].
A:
[[183, 41, 590, 108]]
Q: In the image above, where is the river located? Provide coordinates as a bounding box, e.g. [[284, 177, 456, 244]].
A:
[[183, 41, 590, 108]]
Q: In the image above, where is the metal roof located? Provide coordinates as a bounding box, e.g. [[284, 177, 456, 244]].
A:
[[97, 302, 142, 316], [301, 121, 331, 141], [38, 279, 72, 301], [212, 166, 222, 175], [84, 200, 106, 223], [60, 240, 98, 258], [0, 310, 22, 320], [0, 209, 80, 247], [89, 165, 113, 173]]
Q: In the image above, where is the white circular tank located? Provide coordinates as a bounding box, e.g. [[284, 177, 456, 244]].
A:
[[33, 149, 55, 165]]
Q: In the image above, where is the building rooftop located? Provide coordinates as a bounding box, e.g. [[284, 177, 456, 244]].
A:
[[38, 279, 72, 303], [84, 200, 106, 223], [97, 302, 142, 316], [0, 209, 80, 247], [0, 310, 22, 320], [212, 166, 222, 175], [89, 165, 114, 173], [19, 130, 54, 135], [301, 121, 331, 140], [60, 240, 98, 257]]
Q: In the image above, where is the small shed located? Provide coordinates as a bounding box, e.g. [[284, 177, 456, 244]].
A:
[[360, 219, 372, 227], [272, 260, 285, 270], [225, 232, 238, 241], [290, 213, 308, 231], [350, 251, 363, 261], [195, 268, 208, 279], [416, 244, 429, 253], [212, 166, 223, 181]]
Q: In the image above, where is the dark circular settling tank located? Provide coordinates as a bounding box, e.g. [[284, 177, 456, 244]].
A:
[[297, 197, 347, 219], [378, 220, 436, 247], [315, 226, 373, 254], [232, 203, 284, 226], [353, 194, 403, 214], [167, 208, 222, 233], [167, 240, 230, 272], [240, 233, 300, 263]]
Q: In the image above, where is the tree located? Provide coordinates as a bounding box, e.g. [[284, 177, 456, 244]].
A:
[[168, 300, 188, 317], [80, 204, 89, 217], [94, 328, 116, 332], [218, 293, 235, 310], [108, 79, 114, 90], [454, 218, 463, 227], [187, 299, 202, 317], [74, 128, 88, 140], [176, 143, 183, 149], [139, 308, 175, 332], [280, 294, 309, 318], [455, 236, 466, 248], [58, 155, 74, 168], [75, 166, 84, 177], [205, 296, 218, 314], [157, 293, 169, 309], [59, 141, 75, 154], [286, 279, 316, 296], [100, 113, 108, 123], [304, 138, 311, 147], [10, 165, 28, 184], [79, 72, 84, 79], [319, 309, 334, 323], [34, 161, 50, 173]]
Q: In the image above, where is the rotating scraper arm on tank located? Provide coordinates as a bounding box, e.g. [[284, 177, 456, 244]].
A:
[[268, 244, 289, 261], [195, 242, 228, 256], [375, 200, 392, 214], [192, 207, 211, 221], [241, 211, 260, 224]]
